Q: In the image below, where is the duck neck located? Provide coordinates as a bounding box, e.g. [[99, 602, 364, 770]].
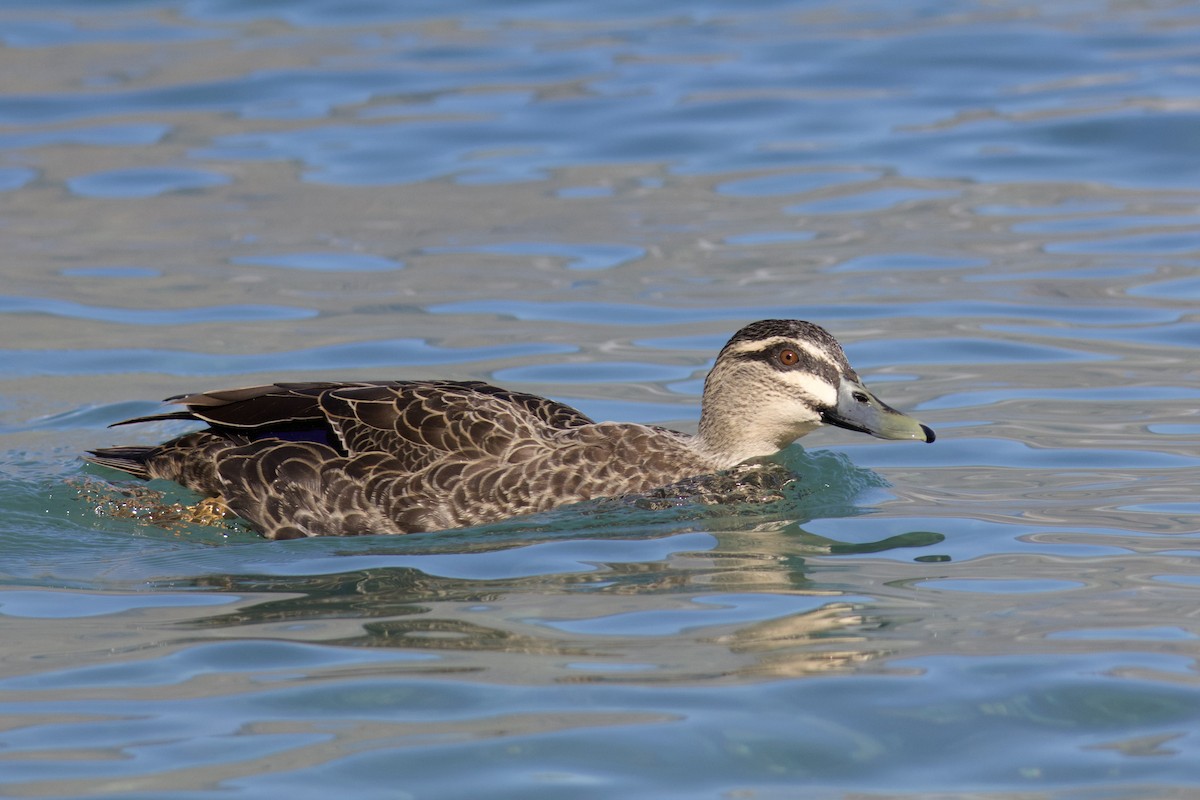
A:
[[694, 380, 787, 471], [695, 415, 782, 470]]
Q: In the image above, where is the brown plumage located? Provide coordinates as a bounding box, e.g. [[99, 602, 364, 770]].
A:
[[86, 320, 934, 539]]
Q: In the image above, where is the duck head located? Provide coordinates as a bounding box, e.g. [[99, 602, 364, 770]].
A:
[[696, 319, 934, 468]]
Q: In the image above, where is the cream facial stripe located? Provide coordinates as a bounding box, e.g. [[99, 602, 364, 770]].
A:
[[775, 370, 839, 404]]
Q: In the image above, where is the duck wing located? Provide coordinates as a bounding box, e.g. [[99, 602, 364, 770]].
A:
[[314, 380, 597, 469], [121, 380, 595, 468], [114, 381, 365, 431]]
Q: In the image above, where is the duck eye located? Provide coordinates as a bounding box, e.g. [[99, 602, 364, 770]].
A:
[[777, 348, 800, 367], [852, 391, 869, 404]]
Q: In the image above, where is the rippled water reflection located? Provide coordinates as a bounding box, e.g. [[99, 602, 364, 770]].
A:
[[2, 0, 1200, 797]]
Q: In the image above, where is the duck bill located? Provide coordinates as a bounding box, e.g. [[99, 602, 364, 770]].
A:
[[821, 380, 935, 443]]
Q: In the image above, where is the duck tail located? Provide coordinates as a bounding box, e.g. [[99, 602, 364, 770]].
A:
[[84, 446, 154, 480]]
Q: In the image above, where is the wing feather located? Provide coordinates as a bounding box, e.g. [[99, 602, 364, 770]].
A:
[[118, 379, 597, 464]]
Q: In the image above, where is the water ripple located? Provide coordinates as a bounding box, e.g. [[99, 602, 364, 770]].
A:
[[0, 166, 35, 191], [0, 295, 315, 325], [0, 70, 407, 124], [424, 242, 644, 271], [531, 593, 865, 637], [59, 267, 162, 279], [1129, 276, 1200, 300], [914, 578, 1085, 594], [0, 589, 238, 619], [1045, 231, 1200, 255], [232, 252, 405, 272], [493, 362, 697, 385], [66, 167, 230, 198], [0, 122, 170, 149], [1, 339, 575, 377], [1, 18, 212, 48], [788, 187, 959, 214], [430, 299, 1175, 331], [716, 169, 881, 196]]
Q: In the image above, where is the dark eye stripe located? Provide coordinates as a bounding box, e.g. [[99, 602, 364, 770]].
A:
[[734, 343, 839, 385]]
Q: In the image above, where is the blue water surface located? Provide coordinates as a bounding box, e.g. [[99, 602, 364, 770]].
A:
[[2, 1, 1200, 798]]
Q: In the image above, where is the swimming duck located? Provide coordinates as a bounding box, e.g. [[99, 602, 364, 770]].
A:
[[86, 319, 934, 539]]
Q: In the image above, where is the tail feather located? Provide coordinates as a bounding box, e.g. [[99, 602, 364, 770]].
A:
[[107, 411, 197, 428], [84, 446, 155, 480]]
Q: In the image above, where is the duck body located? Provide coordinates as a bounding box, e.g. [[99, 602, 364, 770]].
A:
[[87, 320, 934, 539]]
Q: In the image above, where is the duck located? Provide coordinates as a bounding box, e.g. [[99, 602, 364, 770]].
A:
[[85, 319, 934, 539]]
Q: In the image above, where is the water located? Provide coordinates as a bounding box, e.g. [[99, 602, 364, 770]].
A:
[[2, 0, 1199, 797]]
